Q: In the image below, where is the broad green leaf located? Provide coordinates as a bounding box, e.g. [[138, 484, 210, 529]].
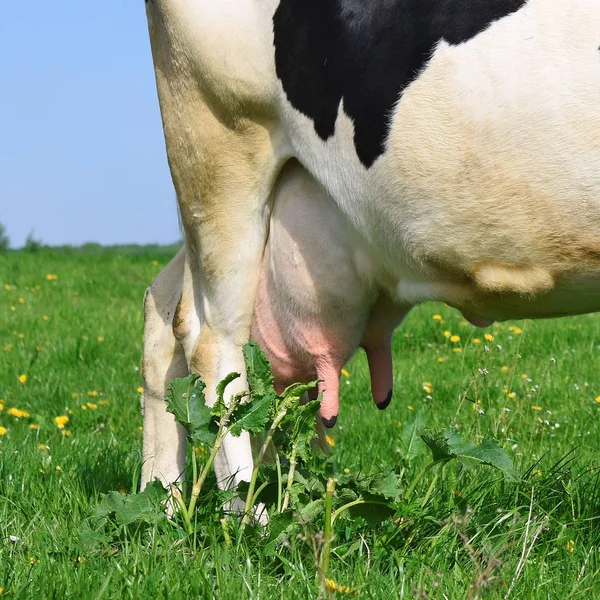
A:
[[243, 342, 275, 398], [363, 472, 402, 500], [264, 510, 297, 556], [297, 499, 323, 524], [334, 488, 359, 507], [228, 392, 274, 436], [454, 436, 519, 482], [79, 527, 110, 548], [421, 428, 519, 482], [93, 479, 168, 527], [293, 471, 326, 495], [166, 374, 217, 445], [399, 411, 426, 462], [344, 501, 396, 526]]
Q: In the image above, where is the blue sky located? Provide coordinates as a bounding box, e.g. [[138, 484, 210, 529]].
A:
[[0, 2, 179, 248]]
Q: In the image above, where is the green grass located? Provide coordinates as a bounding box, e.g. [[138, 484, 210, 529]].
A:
[[2, 247, 600, 598]]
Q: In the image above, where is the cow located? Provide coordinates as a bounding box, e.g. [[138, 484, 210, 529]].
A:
[[141, 160, 405, 490], [143, 0, 600, 494]]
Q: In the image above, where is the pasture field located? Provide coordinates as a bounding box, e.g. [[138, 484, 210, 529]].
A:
[[2, 247, 600, 599]]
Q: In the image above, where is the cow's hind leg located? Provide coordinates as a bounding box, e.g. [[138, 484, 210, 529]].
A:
[[141, 249, 188, 490]]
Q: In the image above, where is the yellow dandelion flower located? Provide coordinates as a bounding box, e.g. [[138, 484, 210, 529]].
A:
[[87, 390, 98, 397], [10, 306, 16, 311], [325, 434, 335, 447], [54, 415, 69, 429], [423, 381, 432, 387], [60, 430, 71, 437], [55, 466, 62, 471], [137, 387, 144, 394], [423, 385, 432, 394], [3, 283, 11, 290], [500, 365, 509, 373], [16, 333, 24, 339], [484, 333, 494, 342], [325, 579, 352, 594], [18, 374, 27, 383], [39, 444, 49, 450], [343, 467, 350, 473], [29, 557, 38, 565], [453, 348, 463, 353], [432, 314, 443, 322], [508, 392, 516, 399], [437, 357, 447, 363], [521, 374, 528, 379], [42, 315, 49, 321], [595, 396, 600, 404], [407, 405, 414, 411], [81, 405, 87, 411], [450, 335, 460, 343], [566, 540, 575, 553], [0, 400, 3, 411], [473, 338, 481, 344], [152, 260, 159, 266], [8, 408, 30, 418], [97, 336, 104, 342], [0, 587, 4, 595], [18, 297, 25, 304], [443, 330, 452, 338], [29, 424, 40, 430], [0, 427, 7, 436], [138, 426, 143, 432], [98, 400, 110, 406], [341, 368, 350, 377], [86, 402, 98, 410], [531, 405, 542, 411], [45, 274, 58, 281]]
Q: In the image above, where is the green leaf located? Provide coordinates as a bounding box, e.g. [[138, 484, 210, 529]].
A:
[[421, 428, 456, 462], [421, 428, 519, 482], [166, 374, 217, 445], [363, 472, 402, 500], [297, 499, 323, 524], [243, 342, 275, 398], [228, 392, 274, 436], [92, 479, 168, 527], [264, 510, 297, 556], [399, 411, 426, 462], [281, 398, 321, 463], [79, 527, 110, 548], [344, 501, 396, 526], [280, 380, 319, 399], [211, 372, 241, 418], [454, 436, 520, 482]]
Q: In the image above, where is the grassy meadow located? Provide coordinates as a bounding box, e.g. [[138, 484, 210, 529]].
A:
[[2, 246, 600, 598]]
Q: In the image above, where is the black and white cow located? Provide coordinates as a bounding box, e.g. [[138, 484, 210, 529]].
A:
[[141, 0, 600, 493]]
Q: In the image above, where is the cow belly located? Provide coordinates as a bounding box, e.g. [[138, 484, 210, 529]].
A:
[[454, 275, 600, 323]]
